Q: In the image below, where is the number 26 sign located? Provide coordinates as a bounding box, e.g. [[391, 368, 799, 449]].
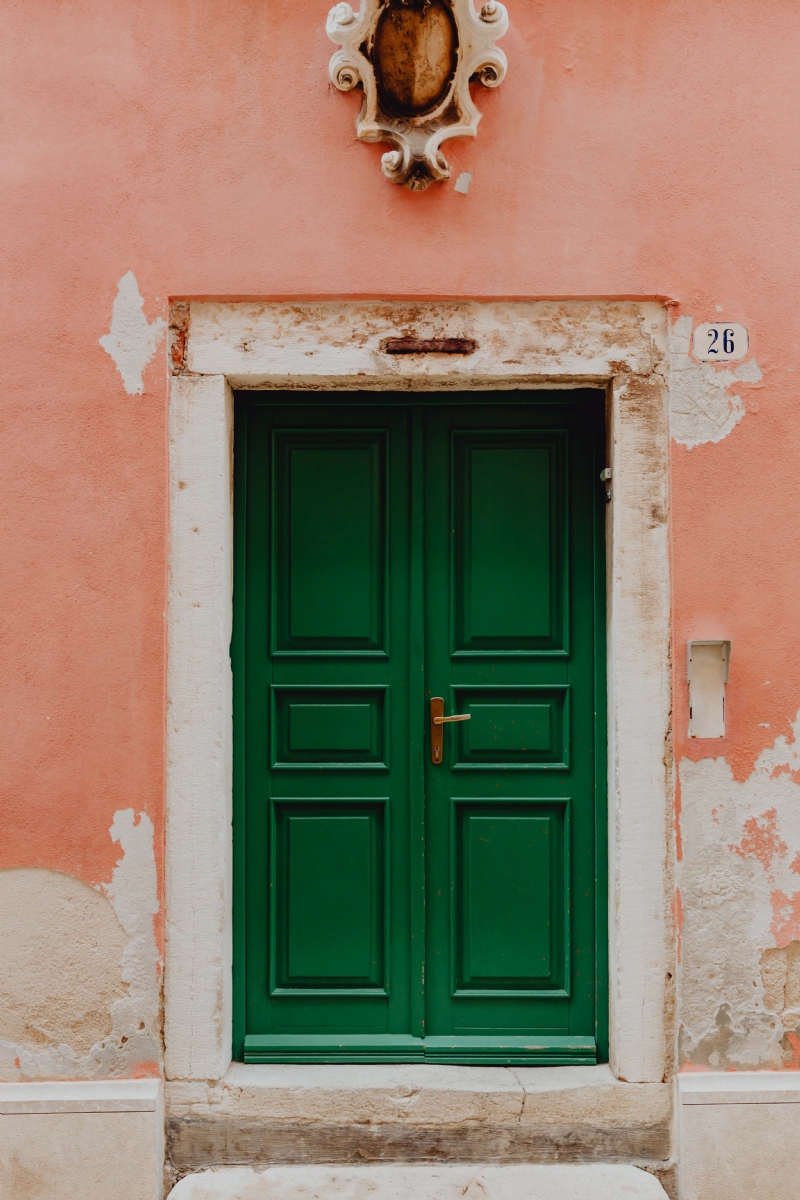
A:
[[692, 322, 748, 362]]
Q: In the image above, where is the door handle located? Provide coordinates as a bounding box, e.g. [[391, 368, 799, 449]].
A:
[[430, 697, 471, 764]]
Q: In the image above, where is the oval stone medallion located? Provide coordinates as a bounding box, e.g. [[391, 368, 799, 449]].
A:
[[374, 0, 458, 118]]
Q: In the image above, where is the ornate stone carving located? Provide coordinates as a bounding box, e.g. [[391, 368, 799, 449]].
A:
[[327, 0, 508, 191]]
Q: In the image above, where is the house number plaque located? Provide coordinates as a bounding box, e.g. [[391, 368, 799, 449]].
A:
[[692, 322, 749, 363], [326, 0, 508, 191]]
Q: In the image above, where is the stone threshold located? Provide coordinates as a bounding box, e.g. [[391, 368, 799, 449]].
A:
[[165, 1064, 672, 1182]]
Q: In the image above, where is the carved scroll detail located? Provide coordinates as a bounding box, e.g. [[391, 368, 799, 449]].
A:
[[326, 0, 508, 191]]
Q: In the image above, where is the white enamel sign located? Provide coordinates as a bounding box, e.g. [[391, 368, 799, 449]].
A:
[[692, 322, 748, 362]]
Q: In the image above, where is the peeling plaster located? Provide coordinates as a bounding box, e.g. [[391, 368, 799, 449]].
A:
[[760, 942, 800, 1027], [679, 713, 800, 1069], [669, 314, 762, 448], [99, 271, 166, 395], [0, 869, 127, 1057], [0, 810, 161, 1080], [103, 809, 161, 1057]]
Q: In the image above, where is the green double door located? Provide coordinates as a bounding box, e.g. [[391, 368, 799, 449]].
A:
[[234, 391, 606, 1064]]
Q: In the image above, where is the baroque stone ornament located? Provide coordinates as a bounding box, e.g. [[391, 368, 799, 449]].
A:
[[327, 0, 508, 191]]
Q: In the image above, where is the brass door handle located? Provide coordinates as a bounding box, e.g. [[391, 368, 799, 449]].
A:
[[430, 697, 471, 764]]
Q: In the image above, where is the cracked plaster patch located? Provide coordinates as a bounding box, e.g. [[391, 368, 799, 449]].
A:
[[679, 712, 800, 1068], [669, 314, 762, 449], [0, 809, 161, 1080], [99, 270, 166, 395]]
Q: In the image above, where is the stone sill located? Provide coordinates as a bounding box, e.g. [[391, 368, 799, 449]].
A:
[[167, 1064, 669, 1128]]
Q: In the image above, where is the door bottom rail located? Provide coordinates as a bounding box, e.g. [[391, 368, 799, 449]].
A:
[[243, 1034, 596, 1065]]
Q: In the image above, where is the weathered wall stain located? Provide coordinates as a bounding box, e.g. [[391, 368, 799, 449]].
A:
[[770, 891, 800, 950], [102, 808, 162, 1069], [730, 809, 787, 875], [668, 314, 762, 450], [0, 810, 161, 1080], [0, 1148, 43, 1200], [0, 868, 127, 1057], [760, 942, 800, 1018], [679, 713, 800, 1069]]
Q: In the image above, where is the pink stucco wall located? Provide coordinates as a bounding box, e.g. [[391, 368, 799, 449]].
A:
[[3, 0, 800, 1073]]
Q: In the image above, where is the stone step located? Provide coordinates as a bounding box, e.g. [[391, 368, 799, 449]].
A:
[[168, 1163, 669, 1200], [165, 1064, 672, 1179]]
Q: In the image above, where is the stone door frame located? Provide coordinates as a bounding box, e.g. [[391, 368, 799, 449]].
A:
[[164, 300, 673, 1085]]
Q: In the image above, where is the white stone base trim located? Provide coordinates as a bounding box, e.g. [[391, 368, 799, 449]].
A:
[[679, 1072, 800, 1200], [679, 1070, 800, 1105], [168, 1163, 668, 1200], [0, 1080, 163, 1199], [0, 1077, 160, 1113]]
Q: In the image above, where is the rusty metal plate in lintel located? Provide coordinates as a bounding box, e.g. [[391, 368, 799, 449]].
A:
[[382, 337, 478, 355]]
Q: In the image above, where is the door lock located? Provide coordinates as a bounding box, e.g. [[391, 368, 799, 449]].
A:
[[430, 697, 471, 763]]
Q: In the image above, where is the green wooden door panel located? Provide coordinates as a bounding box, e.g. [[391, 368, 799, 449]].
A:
[[272, 687, 387, 767], [234, 391, 606, 1064], [466, 706, 552, 754], [462, 813, 551, 981], [289, 706, 372, 752], [456, 802, 567, 993], [453, 433, 566, 653], [275, 806, 384, 988], [274, 431, 386, 652], [450, 686, 569, 768], [286, 815, 372, 978]]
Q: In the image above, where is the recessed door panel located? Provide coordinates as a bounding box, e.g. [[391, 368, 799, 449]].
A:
[[291, 705, 371, 752], [273, 804, 385, 991], [455, 802, 568, 993], [273, 431, 386, 652], [271, 687, 388, 768], [468, 707, 551, 754], [453, 434, 567, 653], [451, 686, 569, 769]]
